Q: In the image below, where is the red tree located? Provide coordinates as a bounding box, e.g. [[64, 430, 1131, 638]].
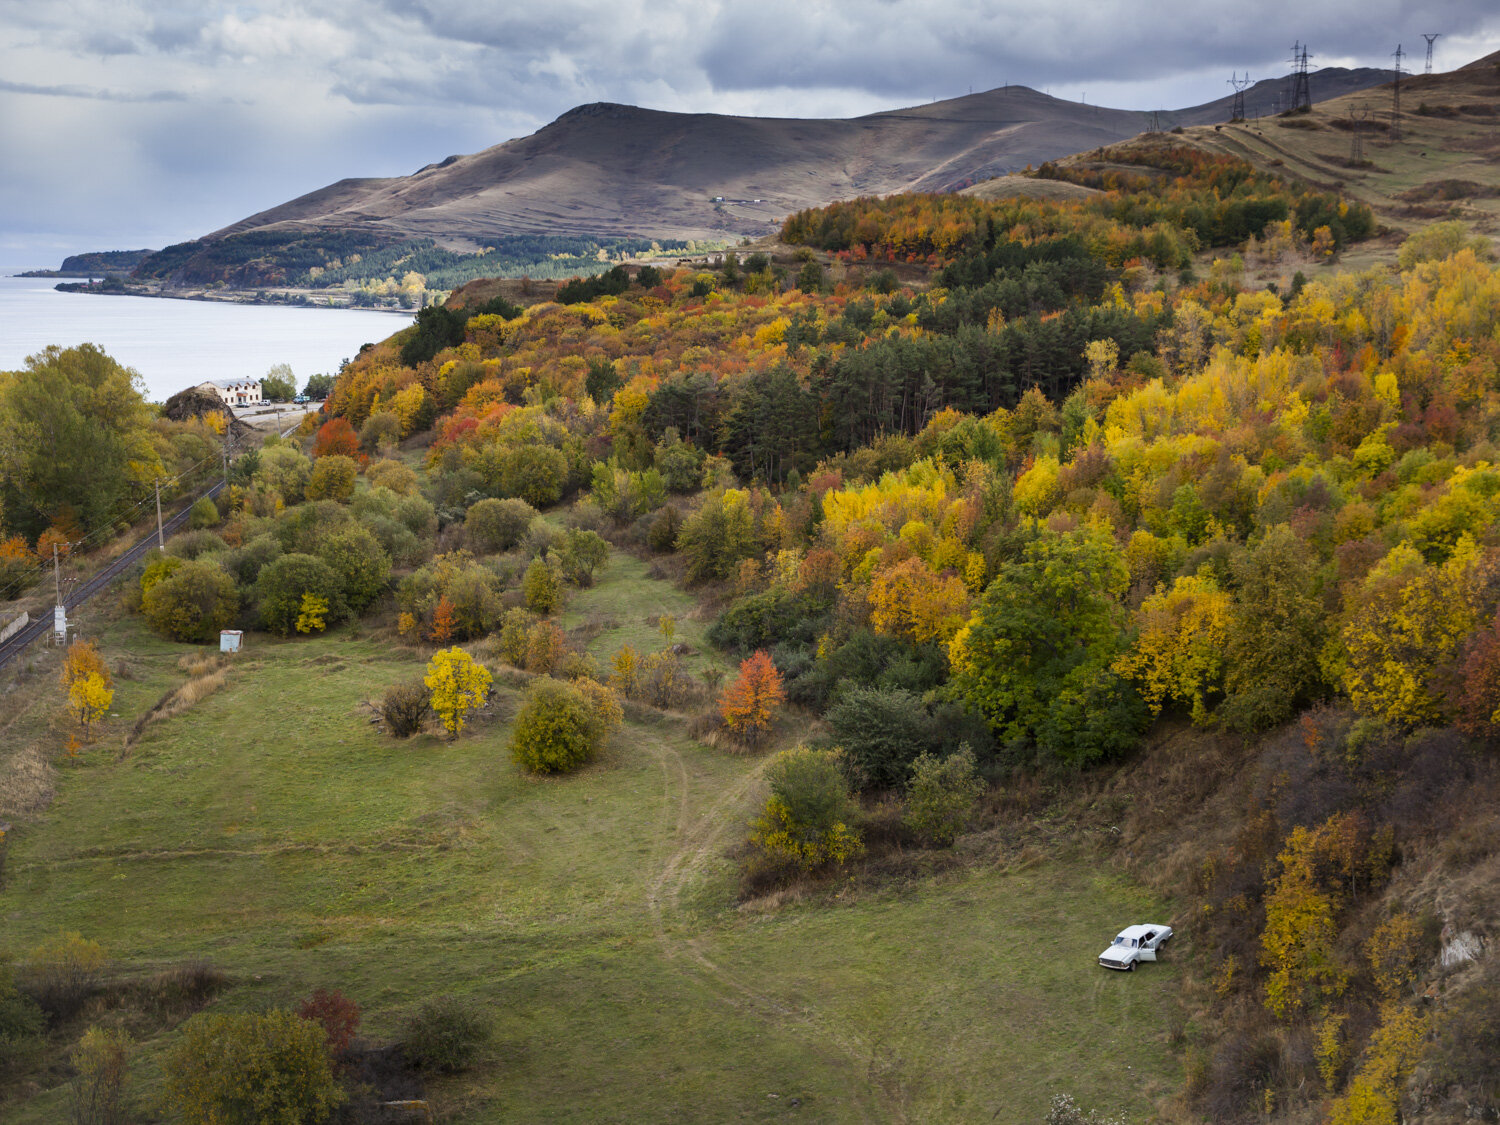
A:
[[312, 417, 359, 458], [297, 987, 361, 1057]]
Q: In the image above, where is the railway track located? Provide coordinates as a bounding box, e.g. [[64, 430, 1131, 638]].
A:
[[0, 480, 226, 672]]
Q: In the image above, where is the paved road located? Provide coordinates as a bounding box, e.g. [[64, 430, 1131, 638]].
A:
[[0, 480, 226, 672]]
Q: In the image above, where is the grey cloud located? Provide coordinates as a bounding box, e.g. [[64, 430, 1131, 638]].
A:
[[0, 79, 187, 103]]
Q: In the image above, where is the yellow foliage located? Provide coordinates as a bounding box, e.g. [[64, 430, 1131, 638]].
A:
[[67, 672, 114, 742], [1327, 1005, 1429, 1125], [1113, 574, 1231, 723], [1012, 455, 1061, 518], [295, 593, 329, 634], [867, 556, 970, 646], [424, 646, 493, 738]]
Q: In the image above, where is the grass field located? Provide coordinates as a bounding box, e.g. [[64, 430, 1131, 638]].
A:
[[0, 551, 1182, 1123]]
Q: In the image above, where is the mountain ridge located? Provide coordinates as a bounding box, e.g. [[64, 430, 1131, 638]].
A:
[[201, 66, 1393, 251]]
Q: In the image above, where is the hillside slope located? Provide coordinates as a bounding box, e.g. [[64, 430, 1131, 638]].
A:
[[206, 68, 1390, 249]]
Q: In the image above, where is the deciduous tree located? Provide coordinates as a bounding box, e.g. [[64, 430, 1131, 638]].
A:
[[424, 647, 492, 738]]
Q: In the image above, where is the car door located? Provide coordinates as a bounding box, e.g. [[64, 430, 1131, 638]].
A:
[[1138, 931, 1157, 961]]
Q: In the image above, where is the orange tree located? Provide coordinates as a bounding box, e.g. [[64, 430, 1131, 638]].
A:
[[718, 650, 785, 746]]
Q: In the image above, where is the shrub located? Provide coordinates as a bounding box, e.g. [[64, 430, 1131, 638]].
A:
[[220, 533, 282, 586], [400, 995, 490, 1073], [424, 647, 493, 738], [749, 747, 863, 872], [677, 489, 757, 582], [904, 747, 986, 846], [296, 988, 360, 1058], [380, 680, 432, 738], [510, 677, 622, 774], [312, 417, 358, 459], [358, 411, 402, 453], [70, 1026, 132, 1125], [254, 444, 313, 502], [187, 496, 221, 529], [464, 497, 537, 553], [647, 505, 682, 551], [256, 554, 346, 636], [141, 560, 238, 643], [305, 455, 357, 502], [826, 685, 935, 791], [20, 931, 106, 1021], [522, 555, 564, 614], [164, 1009, 345, 1125], [364, 458, 418, 495], [314, 525, 391, 613], [558, 528, 609, 585], [166, 529, 227, 560], [0, 963, 45, 1074]]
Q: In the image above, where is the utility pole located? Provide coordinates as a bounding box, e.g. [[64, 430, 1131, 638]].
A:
[[1288, 42, 1313, 114], [1391, 44, 1405, 141], [53, 543, 61, 604], [1423, 33, 1440, 74], [154, 478, 165, 549], [52, 543, 66, 644]]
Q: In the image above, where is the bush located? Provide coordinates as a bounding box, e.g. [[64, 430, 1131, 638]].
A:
[[70, 1026, 132, 1125], [358, 411, 402, 453], [647, 505, 682, 552], [187, 496, 221, 529], [364, 458, 418, 495], [164, 1009, 345, 1124], [315, 525, 391, 613], [219, 533, 282, 586], [254, 444, 312, 503], [749, 747, 863, 872], [0, 963, 46, 1074], [305, 455, 357, 502], [380, 680, 432, 738], [464, 497, 536, 553], [296, 988, 360, 1058], [19, 931, 106, 1021], [256, 554, 345, 636], [904, 747, 986, 846], [141, 560, 239, 643], [510, 677, 622, 774], [558, 528, 609, 585], [827, 685, 936, 791], [166, 529, 227, 560], [400, 995, 490, 1073], [522, 555, 564, 613]]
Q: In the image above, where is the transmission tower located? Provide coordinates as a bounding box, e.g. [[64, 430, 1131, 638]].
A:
[[1423, 33, 1441, 74], [1349, 103, 1368, 164], [1288, 42, 1313, 113], [1391, 44, 1405, 141], [1228, 72, 1253, 122], [1147, 110, 1161, 133]]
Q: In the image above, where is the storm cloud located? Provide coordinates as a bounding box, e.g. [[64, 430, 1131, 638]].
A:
[[3, 0, 1497, 262]]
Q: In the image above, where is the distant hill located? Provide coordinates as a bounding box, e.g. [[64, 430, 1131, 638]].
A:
[[1139, 49, 1500, 246], [20, 249, 152, 278], [126, 65, 1392, 288]]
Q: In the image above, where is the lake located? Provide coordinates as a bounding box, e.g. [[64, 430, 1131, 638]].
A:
[[0, 270, 411, 403]]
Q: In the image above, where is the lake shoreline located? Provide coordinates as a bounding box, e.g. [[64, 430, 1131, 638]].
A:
[[45, 279, 417, 314]]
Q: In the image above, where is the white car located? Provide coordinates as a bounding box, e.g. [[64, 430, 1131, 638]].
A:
[[1098, 924, 1172, 971]]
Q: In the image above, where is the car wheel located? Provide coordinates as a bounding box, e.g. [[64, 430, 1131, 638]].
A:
[[1127, 961, 1135, 971]]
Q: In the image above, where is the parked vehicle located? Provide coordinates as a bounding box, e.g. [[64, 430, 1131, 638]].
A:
[[1098, 924, 1172, 971], [293, 394, 309, 404]]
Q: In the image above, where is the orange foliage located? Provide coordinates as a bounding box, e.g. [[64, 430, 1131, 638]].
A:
[[312, 417, 359, 458], [718, 650, 785, 745]]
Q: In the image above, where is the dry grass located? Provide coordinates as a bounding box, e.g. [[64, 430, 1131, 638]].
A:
[[122, 656, 232, 752]]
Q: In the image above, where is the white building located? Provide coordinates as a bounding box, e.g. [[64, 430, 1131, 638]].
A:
[[199, 378, 262, 406]]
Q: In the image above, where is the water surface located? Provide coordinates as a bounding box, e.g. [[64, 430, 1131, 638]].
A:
[[0, 270, 410, 402]]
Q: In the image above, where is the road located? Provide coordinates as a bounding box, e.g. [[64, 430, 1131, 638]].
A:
[[0, 480, 226, 672]]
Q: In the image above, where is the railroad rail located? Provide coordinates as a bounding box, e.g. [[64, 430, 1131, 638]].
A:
[[0, 480, 226, 671]]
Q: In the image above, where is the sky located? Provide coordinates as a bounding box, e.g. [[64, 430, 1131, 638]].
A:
[[3, 1, 1498, 265]]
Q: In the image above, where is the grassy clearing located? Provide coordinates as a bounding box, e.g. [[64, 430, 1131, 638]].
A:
[[1, 554, 1181, 1123]]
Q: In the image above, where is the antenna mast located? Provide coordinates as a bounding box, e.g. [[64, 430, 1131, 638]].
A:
[[1422, 33, 1441, 74], [1228, 72, 1253, 122]]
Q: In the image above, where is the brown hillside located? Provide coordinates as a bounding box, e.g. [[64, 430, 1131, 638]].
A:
[[1147, 56, 1500, 247], [206, 68, 1390, 250]]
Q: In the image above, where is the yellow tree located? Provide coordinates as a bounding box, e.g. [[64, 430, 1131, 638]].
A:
[[60, 640, 113, 743], [423, 647, 493, 739], [1335, 538, 1483, 726], [1113, 574, 1231, 723]]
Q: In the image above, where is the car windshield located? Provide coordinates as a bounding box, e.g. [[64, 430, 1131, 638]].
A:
[[1112, 936, 1125, 945]]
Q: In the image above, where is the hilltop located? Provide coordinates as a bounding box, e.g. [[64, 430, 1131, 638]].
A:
[[117, 66, 1389, 292]]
